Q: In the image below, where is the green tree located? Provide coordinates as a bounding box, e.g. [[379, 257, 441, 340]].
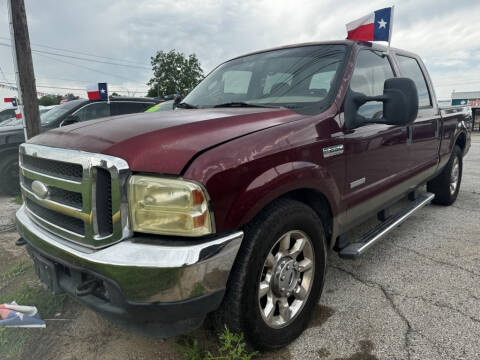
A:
[[38, 95, 59, 106], [147, 50, 204, 98], [111, 92, 120, 96], [63, 93, 79, 101]]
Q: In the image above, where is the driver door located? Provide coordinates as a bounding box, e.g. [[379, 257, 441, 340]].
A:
[[343, 50, 410, 224]]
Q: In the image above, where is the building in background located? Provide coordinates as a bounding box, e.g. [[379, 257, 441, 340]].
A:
[[452, 91, 479, 131]]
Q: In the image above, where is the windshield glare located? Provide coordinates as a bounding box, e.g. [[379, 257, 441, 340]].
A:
[[183, 45, 346, 111]]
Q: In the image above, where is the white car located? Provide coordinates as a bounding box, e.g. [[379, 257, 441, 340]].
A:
[[0, 105, 57, 127]]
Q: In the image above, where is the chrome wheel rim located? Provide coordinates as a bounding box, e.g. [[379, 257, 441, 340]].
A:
[[258, 230, 315, 329], [450, 157, 459, 195]]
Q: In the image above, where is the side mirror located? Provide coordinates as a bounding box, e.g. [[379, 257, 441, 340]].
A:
[[173, 94, 183, 109], [59, 115, 79, 127], [345, 77, 418, 129]]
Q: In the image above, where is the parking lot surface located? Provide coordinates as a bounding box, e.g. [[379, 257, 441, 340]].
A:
[[0, 135, 478, 360]]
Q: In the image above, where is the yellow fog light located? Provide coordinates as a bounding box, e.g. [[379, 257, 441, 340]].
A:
[[128, 175, 213, 236]]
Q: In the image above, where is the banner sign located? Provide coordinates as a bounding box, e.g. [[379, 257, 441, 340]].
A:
[[452, 99, 480, 107]]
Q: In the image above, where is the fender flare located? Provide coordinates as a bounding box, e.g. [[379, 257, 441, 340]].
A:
[[221, 161, 342, 231]]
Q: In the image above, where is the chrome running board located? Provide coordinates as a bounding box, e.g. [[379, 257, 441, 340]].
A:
[[339, 192, 435, 260]]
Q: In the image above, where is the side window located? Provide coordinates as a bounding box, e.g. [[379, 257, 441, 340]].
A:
[[350, 50, 394, 119], [396, 55, 431, 107], [223, 70, 252, 94], [74, 103, 110, 122], [111, 102, 153, 116]]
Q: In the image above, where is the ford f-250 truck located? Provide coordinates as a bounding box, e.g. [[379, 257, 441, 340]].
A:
[[15, 40, 470, 350]]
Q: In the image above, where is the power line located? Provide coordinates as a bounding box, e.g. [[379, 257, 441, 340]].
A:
[[0, 70, 149, 88], [0, 35, 149, 67], [0, 42, 151, 70], [32, 51, 143, 83], [0, 80, 146, 94]]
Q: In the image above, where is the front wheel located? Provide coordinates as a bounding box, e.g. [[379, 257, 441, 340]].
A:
[[427, 145, 462, 206], [0, 153, 20, 196], [214, 199, 327, 350]]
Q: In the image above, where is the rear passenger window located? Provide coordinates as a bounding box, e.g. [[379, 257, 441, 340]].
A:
[[396, 55, 431, 107], [74, 102, 110, 122], [350, 50, 394, 119], [111, 102, 153, 116]]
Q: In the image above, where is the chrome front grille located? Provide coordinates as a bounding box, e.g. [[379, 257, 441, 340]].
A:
[[19, 143, 132, 249]]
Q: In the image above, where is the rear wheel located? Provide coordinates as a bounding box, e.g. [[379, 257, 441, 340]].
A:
[[214, 199, 327, 350], [0, 153, 20, 196], [427, 145, 462, 206]]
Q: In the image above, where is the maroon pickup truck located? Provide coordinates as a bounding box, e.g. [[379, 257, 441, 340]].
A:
[[16, 40, 470, 350]]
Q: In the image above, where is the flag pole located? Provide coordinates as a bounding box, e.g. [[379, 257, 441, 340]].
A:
[[107, 83, 110, 104], [387, 5, 395, 54]]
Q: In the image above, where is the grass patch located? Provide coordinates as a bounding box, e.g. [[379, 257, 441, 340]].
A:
[[0, 261, 33, 282], [0, 283, 67, 317], [0, 327, 25, 360], [0, 282, 67, 359], [14, 195, 23, 205], [177, 326, 258, 360]]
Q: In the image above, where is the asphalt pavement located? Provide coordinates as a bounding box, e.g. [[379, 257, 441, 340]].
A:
[[285, 134, 480, 359]]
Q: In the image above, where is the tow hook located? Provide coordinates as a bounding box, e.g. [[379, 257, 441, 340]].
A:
[[15, 237, 27, 246], [75, 279, 101, 297]]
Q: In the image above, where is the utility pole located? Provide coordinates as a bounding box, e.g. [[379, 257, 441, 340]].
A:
[[8, 0, 40, 139]]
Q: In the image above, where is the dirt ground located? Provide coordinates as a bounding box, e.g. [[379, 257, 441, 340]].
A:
[[0, 134, 479, 360]]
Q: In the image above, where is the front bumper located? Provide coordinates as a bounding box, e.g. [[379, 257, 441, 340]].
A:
[[16, 205, 243, 336]]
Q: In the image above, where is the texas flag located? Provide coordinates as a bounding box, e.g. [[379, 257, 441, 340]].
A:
[[346, 7, 393, 43], [86, 83, 108, 100], [4, 97, 17, 107]]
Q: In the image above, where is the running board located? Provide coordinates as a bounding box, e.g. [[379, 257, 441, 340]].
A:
[[339, 192, 435, 260]]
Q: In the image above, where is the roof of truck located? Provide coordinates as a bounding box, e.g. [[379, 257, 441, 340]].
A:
[[230, 40, 416, 62]]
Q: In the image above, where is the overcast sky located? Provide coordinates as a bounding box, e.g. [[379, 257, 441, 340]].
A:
[[0, 0, 478, 103]]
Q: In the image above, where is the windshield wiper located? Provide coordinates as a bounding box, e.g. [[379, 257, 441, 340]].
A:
[[213, 102, 279, 108], [176, 102, 198, 109]]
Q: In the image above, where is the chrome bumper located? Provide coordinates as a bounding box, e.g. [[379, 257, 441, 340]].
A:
[[16, 205, 243, 303]]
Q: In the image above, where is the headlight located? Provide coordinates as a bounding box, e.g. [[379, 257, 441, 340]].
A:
[[128, 175, 213, 236]]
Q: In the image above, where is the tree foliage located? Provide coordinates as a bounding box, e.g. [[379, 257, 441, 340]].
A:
[[38, 93, 79, 106], [147, 50, 204, 98], [38, 95, 59, 106]]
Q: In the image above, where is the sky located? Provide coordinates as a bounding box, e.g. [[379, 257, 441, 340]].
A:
[[0, 0, 479, 105]]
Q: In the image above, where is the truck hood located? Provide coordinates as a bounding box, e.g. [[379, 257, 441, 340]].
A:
[[29, 108, 303, 174]]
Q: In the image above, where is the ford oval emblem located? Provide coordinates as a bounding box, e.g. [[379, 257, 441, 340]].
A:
[[31, 180, 49, 199]]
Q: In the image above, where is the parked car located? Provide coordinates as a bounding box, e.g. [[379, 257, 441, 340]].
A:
[[144, 100, 174, 112], [16, 41, 470, 350], [0, 97, 157, 194], [0, 105, 58, 127], [0, 107, 17, 125]]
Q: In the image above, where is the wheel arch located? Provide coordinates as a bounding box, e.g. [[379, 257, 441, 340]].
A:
[[239, 187, 336, 248], [454, 131, 467, 155], [277, 188, 334, 247], [0, 146, 20, 166]]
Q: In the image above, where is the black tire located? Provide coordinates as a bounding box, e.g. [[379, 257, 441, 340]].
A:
[[427, 145, 462, 206], [0, 152, 20, 196], [213, 199, 327, 350]]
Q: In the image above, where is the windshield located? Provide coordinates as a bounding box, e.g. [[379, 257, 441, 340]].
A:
[[40, 100, 85, 125], [182, 45, 347, 113], [0, 117, 18, 126]]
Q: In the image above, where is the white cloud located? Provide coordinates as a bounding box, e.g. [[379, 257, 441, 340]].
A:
[[0, 0, 477, 99]]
